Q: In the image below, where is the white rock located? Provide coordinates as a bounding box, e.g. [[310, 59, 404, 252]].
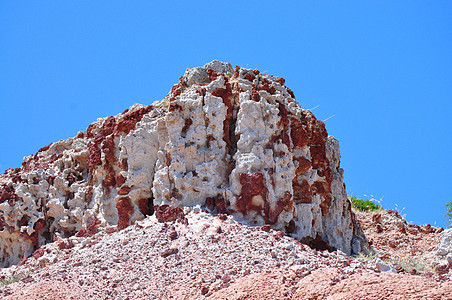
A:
[[0, 60, 368, 267], [436, 228, 452, 258], [373, 258, 395, 272]]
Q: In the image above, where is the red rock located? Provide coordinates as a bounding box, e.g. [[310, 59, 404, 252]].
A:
[[101, 116, 116, 136], [118, 158, 128, 170], [32, 248, 45, 259], [20, 219, 46, 246], [257, 78, 276, 94], [17, 257, 28, 266], [218, 213, 228, 221], [115, 174, 126, 187], [101, 135, 116, 163], [161, 248, 178, 258], [251, 88, 260, 101], [113, 105, 153, 135], [285, 219, 296, 233], [387, 210, 399, 216], [118, 186, 131, 195], [75, 228, 88, 238], [137, 198, 153, 216], [375, 224, 383, 233], [17, 215, 29, 227], [293, 157, 311, 175], [398, 226, 407, 234], [244, 72, 255, 82], [169, 76, 185, 99], [293, 179, 312, 204], [37, 143, 52, 153], [169, 231, 178, 240], [0, 184, 17, 205], [58, 239, 75, 250], [237, 172, 267, 218], [102, 163, 116, 197], [260, 225, 271, 232], [181, 118, 193, 136], [275, 231, 285, 239], [116, 197, 134, 229], [207, 68, 219, 81], [290, 116, 309, 149], [372, 213, 382, 223], [436, 263, 450, 275], [86, 217, 101, 235], [87, 140, 102, 171], [200, 286, 209, 295], [154, 204, 187, 224]]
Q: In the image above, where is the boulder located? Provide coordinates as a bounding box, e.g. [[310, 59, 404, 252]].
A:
[[437, 228, 452, 264], [0, 60, 367, 267]]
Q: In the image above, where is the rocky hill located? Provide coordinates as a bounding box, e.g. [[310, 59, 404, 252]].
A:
[[1, 61, 450, 299], [1, 60, 367, 268]]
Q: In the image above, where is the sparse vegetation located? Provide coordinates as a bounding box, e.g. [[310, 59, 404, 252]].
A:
[[391, 257, 431, 274], [348, 196, 384, 212], [154, 97, 170, 108], [0, 272, 27, 287], [445, 201, 452, 225], [356, 252, 376, 261]]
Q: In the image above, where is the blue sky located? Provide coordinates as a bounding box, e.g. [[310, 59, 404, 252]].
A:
[[1, 1, 451, 227]]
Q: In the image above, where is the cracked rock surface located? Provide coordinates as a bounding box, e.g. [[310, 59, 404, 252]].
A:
[[1, 60, 367, 267]]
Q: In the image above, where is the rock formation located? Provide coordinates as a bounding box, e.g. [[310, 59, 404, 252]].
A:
[[437, 229, 452, 264], [0, 60, 367, 267]]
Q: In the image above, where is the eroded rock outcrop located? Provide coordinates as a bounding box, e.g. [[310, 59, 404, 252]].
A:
[[0, 60, 367, 267], [437, 229, 452, 264]]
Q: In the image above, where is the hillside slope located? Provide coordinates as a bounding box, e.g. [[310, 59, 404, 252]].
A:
[[0, 207, 450, 299]]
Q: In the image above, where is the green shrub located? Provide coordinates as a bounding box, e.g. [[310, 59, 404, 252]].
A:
[[391, 256, 431, 274], [0, 273, 26, 287], [348, 196, 383, 212], [445, 201, 452, 225]]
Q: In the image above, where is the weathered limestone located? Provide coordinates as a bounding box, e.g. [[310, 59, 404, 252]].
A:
[[0, 60, 367, 267], [437, 229, 452, 264]]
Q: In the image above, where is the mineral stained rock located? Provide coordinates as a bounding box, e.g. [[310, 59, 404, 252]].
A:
[[0, 60, 367, 267]]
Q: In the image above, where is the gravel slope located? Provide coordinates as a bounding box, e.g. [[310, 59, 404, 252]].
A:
[[0, 207, 450, 299]]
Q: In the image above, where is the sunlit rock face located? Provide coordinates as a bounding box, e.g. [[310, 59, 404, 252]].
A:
[[0, 60, 367, 267]]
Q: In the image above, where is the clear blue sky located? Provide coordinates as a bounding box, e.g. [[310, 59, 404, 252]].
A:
[[1, 1, 451, 227]]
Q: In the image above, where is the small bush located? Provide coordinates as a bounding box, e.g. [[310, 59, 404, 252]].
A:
[[348, 196, 383, 212], [391, 257, 431, 274], [0, 273, 26, 287], [445, 201, 452, 225]]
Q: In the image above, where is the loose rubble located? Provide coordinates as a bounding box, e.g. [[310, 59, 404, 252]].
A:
[[0, 208, 450, 299], [355, 209, 451, 281]]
